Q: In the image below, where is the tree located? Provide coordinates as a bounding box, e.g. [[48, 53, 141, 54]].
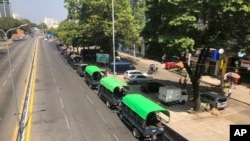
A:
[[0, 17, 26, 38], [64, 0, 140, 54]]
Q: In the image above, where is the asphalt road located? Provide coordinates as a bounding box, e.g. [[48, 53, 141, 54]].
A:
[[29, 39, 137, 141], [0, 37, 35, 141]]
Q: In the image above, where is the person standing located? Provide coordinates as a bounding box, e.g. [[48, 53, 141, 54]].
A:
[[227, 87, 232, 97], [178, 77, 183, 88]]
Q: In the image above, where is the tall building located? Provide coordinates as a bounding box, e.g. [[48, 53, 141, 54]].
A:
[[43, 16, 58, 29], [0, 0, 12, 17], [12, 12, 20, 20]]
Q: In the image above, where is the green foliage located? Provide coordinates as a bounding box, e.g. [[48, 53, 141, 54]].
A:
[[0, 17, 31, 38], [63, 0, 141, 53]]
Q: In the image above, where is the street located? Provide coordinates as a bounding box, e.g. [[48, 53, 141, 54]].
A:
[[0, 37, 35, 140]]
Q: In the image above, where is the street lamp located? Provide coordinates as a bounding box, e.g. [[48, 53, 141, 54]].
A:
[[0, 23, 28, 140], [112, 0, 116, 76]]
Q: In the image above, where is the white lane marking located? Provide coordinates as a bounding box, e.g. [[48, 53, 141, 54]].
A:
[[79, 84, 84, 91], [53, 78, 56, 84], [97, 110, 107, 124], [64, 114, 71, 129], [60, 98, 64, 109], [56, 87, 59, 93], [113, 134, 119, 141], [2, 80, 7, 87], [51, 70, 54, 77], [86, 96, 94, 105]]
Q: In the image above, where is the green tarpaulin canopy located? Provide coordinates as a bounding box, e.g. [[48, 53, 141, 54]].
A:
[[85, 65, 102, 76], [122, 94, 170, 120], [100, 77, 129, 93]]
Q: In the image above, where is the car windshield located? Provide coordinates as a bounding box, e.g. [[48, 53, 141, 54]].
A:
[[218, 98, 227, 102]]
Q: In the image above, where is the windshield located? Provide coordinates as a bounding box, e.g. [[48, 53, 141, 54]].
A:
[[218, 98, 227, 102]]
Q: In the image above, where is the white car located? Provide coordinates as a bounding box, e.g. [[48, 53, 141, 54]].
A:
[[124, 70, 142, 79], [126, 74, 153, 84], [124, 70, 148, 79]]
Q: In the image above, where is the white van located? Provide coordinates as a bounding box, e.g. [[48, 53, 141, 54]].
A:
[[158, 86, 188, 104]]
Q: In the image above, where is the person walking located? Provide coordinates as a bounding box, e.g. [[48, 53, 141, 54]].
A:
[[182, 76, 187, 88], [227, 87, 232, 97], [178, 77, 183, 88]]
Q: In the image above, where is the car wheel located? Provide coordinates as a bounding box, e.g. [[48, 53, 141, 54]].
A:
[[210, 104, 215, 109]]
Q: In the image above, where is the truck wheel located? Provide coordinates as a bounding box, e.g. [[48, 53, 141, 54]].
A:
[[106, 101, 110, 108], [181, 100, 186, 105], [119, 113, 123, 120], [132, 128, 141, 138], [98, 92, 101, 97]]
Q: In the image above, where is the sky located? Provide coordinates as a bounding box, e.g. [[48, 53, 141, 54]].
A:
[[11, 0, 68, 24]]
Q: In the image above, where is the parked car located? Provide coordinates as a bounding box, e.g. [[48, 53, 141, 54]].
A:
[[124, 70, 144, 79], [164, 56, 180, 69], [140, 81, 164, 93], [126, 74, 153, 84], [76, 63, 88, 77], [200, 91, 228, 109]]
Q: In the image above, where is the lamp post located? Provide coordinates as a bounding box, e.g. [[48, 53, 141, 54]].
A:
[[112, 0, 116, 76], [0, 24, 27, 140]]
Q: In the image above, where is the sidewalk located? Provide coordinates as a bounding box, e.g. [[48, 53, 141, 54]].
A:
[[118, 52, 250, 141]]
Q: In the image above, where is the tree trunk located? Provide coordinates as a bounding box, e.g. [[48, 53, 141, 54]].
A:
[[192, 79, 202, 112]]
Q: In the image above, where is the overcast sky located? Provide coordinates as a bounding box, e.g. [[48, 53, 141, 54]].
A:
[[11, 0, 68, 24]]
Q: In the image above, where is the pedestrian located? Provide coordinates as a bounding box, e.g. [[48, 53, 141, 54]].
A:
[[182, 77, 187, 88], [227, 87, 232, 97], [178, 77, 183, 87]]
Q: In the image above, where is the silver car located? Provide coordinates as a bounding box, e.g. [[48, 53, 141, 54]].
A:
[[200, 91, 228, 109], [126, 74, 153, 84]]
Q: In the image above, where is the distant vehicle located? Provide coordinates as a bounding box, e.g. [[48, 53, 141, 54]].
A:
[[126, 74, 153, 84], [84, 65, 106, 89], [158, 86, 188, 104], [123, 70, 144, 79], [140, 81, 164, 93], [164, 56, 180, 69], [98, 77, 129, 108], [68, 54, 82, 69], [76, 63, 88, 77], [109, 61, 135, 74], [118, 94, 170, 140], [200, 91, 228, 109]]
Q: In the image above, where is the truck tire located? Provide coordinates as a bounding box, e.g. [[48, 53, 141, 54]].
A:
[[119, 113, 123, 120], [180, 100, 186, 105], [106, 101, 110, 108], [132, 128, 141, 138]]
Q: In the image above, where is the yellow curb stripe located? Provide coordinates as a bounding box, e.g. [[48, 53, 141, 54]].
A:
[[25, 38, 38, 141]]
